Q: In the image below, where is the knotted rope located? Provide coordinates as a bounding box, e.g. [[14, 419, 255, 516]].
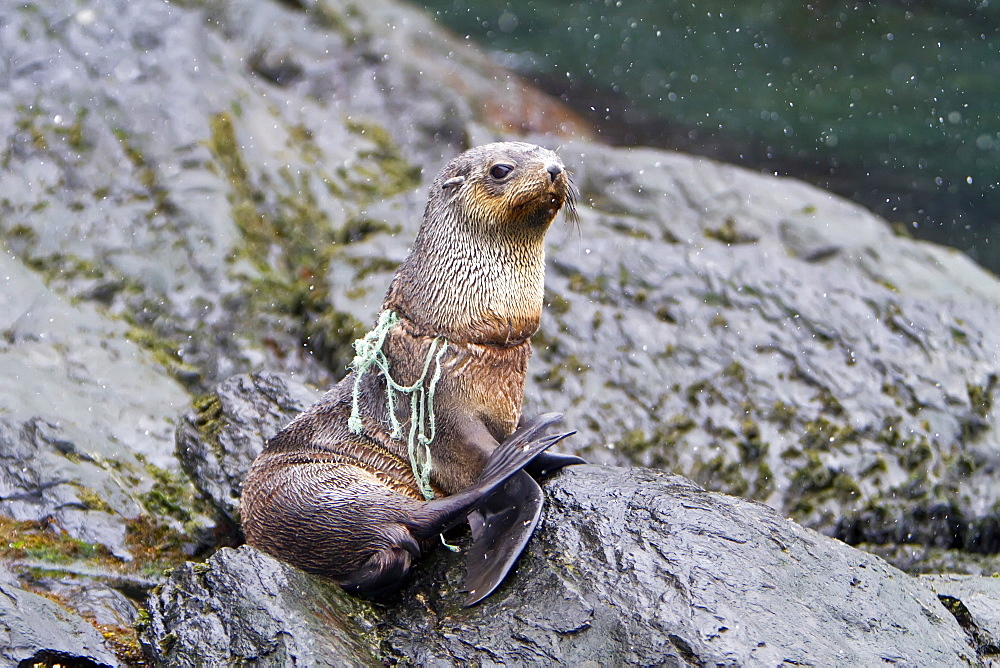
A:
[[348, 310, 448, 502]]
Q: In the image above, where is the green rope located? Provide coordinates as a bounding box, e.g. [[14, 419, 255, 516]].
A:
[[348, 309, 448, 501]]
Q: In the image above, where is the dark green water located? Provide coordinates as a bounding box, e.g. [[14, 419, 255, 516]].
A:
[[418, 0, 1000, 272]]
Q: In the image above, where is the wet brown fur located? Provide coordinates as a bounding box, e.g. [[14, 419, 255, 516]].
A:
[[241, 142, 572, 583]]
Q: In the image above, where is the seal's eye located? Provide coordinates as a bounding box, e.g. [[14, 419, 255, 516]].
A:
[[489, 164, 514, 180]]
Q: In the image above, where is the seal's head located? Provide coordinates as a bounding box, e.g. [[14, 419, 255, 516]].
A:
[[387, 142, 574, 344], [429, 141, 573, 234]]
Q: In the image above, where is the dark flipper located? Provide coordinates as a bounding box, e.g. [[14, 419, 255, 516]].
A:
[[515, 413, 586, 478], [405, 412, 572, 540], [337, 524, 422, 599], [524, 450, 586, 478], [464, 469, 543, 606]]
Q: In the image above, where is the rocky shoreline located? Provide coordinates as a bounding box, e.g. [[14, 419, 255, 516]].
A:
[[3, 0, 1000, 664]]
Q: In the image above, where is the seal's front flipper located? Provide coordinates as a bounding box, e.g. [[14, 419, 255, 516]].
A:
[[464, 469, 543, 606], [515, 414, 585, 478], [405, 413, 573, 540], [524, 451, 586, 478]]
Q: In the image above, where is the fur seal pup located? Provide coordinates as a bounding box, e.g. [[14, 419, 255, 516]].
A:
[[241, 141, 582, 605]]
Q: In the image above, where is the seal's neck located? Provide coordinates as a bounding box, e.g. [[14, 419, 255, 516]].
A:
[[383, 219, 547, 346]]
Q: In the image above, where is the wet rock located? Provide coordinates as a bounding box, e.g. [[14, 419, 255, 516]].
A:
[[517, 141, 1000, 555], [5, 0, 1000, 566], [0, 565, 121, 667], [923, 574, 1000, 661], [145, 466, 977, 665], [141, 546, 380, 667], [0, 249, 196, 562], [44, 578, 139, 629], [175, 372, 321, 529], [4, 0, 1000, 660]]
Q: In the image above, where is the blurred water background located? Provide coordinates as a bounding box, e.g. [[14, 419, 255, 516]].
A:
[[418, 0, 1000, 272]]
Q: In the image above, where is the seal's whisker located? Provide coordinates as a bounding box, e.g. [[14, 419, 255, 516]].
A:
[[564, 173, 582, 243]]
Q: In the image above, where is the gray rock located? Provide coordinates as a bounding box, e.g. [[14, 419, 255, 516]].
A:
[[142, 546, 381, 667], [518, 141, 1000, 548], [145, 466, 979, 665], [175, 372, 321, 528], [0, 249, 194, 561], [0, 565, 120, 667], [923, 574, 1000, 659], [6, 0, 1000, 559], [4, 0, 1000, 661], [46, 578, 139, 628]]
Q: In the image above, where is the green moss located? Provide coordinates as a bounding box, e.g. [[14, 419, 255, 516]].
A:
[[207, 113, 250, 195], [287, 123, 322, 164], [54, 107, 89, 151], [124, 514, 195, 575], [191, 393, 224, 447], [305, 310, 367, 373], [615, 428, 654, 457], [159, 632, 178, 656], [948, 453, 978, 479], [20, 252, 105, 285], [544, 290, 572, 317], [96, 622, 149, 667], [881, 382, 904, 408], [112, 126, 175, 214], [208, 111, 373, 373], [15, 105, 49, 151], [126, 326, 200, 385], [801, 417, 857, 450], [739, 419, 767, 461], [875, 277, 900, 292], [605, 220, 652, 239], [0, 517, 106, 563], [863, 455, 889, 476], [813, 387, 845, 417], [704, 217, 758, 245], [654, 305, 676, 324], [709, 313, 728, 329], [137, 457, 201, 524], [950, 326, 969, 345], [968, 382, 994, 418], [769, 400, 798, 430], [336, 216, 398, 245], [307, 0, 359, 37], [562, 269, 610, 301], [6, 223, 37, 240], [692, 455, 750, 497], [754, 461, 775, 500], [537, 352, 587, 392], [75, 487, 114, 513], [686, 379, 724, 407], [722, 360, 747, 384], [344, 118, 422, 201], [613, 415, 696, 469], [788, 452, 860, 514], [531, 330, 561, 362], [347, 255, 399, 281]]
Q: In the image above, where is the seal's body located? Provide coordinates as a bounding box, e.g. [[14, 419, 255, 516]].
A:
[[241, 142, 578, 604]]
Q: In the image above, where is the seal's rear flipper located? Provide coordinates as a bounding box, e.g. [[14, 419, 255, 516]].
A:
[[464, 469, 543, 606], [525, 451, 586, 478], [406, 413, 573, 540]]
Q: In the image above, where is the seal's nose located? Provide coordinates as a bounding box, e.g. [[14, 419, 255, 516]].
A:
[[546, 163, 563, 182]]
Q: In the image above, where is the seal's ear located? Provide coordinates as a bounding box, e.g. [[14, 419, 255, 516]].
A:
[[442, 175, 465, 190]]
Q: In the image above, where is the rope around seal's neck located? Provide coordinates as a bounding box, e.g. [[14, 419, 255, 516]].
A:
[[348, 309, 448, 502]]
